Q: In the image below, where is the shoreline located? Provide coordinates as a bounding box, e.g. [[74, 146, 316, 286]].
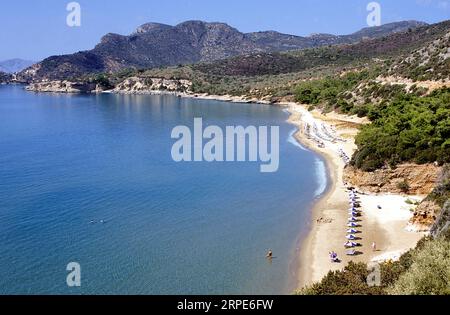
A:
[[286, 104, 349, 287], [285, 103, 426, 289], [22, 83, 276, 105]]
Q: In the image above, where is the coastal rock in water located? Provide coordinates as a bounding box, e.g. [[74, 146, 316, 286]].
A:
[[26, 80, 97, 93], [112, 77, 192, 94], [343, 163, 440, 195], [0, 71, 13, 83]]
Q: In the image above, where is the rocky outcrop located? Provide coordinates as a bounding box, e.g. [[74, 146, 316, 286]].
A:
[[418, 165, 450, 234], [409, 200, 442, 231], [23, 76, 192, 94], [345, 162, 445, 232], [112, 77, 192, 94], [26, 80, 97, 93], [344, 163, 440, 195]]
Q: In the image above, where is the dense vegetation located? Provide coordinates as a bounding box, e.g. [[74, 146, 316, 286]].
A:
[[295, 235, 450, 295], [293, 70, 382, 113], [351, 88, 450, 171]]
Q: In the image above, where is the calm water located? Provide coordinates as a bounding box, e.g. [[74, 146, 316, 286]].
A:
[[0, 85, 326, 294]]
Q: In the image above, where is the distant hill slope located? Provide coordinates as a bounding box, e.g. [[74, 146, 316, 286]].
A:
[[0, 59, 35, 73], [19, 20, 426, 81], [192, 20, 449, 77], [116, 19, 447, 101]]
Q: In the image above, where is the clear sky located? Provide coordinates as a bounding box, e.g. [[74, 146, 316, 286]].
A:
[[0, 0, 449, 61]]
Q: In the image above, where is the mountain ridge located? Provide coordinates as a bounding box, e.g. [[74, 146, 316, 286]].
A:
[[20, 20, 427, 81]]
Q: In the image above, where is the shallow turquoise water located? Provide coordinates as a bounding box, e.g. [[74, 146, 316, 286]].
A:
[[0, 85, 326, 294]]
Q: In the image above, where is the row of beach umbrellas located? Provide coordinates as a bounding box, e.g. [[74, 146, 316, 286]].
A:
[[338, 148, 350, 165], [344, 189, 362, 254]]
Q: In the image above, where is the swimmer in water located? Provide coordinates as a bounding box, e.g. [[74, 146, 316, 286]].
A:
[[266, 250, 273, 259]]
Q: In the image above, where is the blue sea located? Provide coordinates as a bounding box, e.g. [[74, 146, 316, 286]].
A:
[[0, 84, 327, 294]]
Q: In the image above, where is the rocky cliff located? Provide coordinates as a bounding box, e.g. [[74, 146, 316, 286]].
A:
[[344, 162, 448, 232], [25, 76, 192, 94], [344, 163, 440, 195], [25, 80, 97, 93]]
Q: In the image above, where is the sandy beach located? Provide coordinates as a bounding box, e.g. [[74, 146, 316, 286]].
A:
[[286, 103, 427, 288]]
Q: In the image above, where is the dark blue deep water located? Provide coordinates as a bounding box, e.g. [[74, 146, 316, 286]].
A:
[[0, 85, 326, 294]]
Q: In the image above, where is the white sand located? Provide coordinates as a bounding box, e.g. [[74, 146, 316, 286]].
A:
[[360, 194, 421, 224]]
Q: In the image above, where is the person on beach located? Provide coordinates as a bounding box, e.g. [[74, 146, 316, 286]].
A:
[[266, 250, 273, 259], [372, 242, 377, 252]]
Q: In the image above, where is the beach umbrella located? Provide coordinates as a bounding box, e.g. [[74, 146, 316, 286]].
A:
[[348, 217, 357, 222], [347, 229, 358, 234], [347, 222, 358, 227], [346, 234, 357, 240], [344, 241, 357, 248]]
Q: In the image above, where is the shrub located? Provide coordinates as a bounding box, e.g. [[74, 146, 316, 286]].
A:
[[294, 262, 385, 295], [352, 88, 450, 171], [397, 180, 410, 193], [387, 238, 450, 295]]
